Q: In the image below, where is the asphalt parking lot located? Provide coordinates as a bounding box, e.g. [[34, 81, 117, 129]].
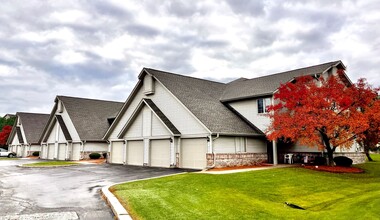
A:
[[0, 159, 190, 219]]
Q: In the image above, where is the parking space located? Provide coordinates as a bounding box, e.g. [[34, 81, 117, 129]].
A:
[[0, 159, 191, 219]]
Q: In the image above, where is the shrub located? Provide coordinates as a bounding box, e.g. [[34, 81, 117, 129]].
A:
[[32, 151, 40, 157], [89, 153, 101, 159], [314, 156, 327, 165], [333, 156, 353, 167], [102, 152, 107, 159]]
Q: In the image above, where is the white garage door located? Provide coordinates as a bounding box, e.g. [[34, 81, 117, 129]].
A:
[[22, 146, 28, 157], [41, 145, 47, 159], [71, 143, 81, 161], [181, 138, 208, 169], [111, 141, 124, 164], [150, 139, 171, 168], [16, 146, 22, 157], [47, 144, 55, 159], [57, 144, 66, 160], [127, 140, 144, 166]]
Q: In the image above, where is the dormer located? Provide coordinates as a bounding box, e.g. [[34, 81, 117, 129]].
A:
[[144, 74, 155, 95]]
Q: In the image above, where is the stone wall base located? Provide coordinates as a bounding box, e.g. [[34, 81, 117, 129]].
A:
[[334, 152, 366, 164], [81, 151, 107, 160], [207, 153, 267, 168]]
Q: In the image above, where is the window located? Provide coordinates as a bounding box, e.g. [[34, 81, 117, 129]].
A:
[[258, 98, 271, 113]]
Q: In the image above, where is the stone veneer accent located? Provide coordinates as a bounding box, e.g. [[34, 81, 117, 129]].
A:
[[81, 151, 107, 160], [207, 153, 267, 168], [334, 152, 366, 164]]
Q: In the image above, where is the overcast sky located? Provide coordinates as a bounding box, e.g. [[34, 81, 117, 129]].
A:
[[1, 0, 379, 116]]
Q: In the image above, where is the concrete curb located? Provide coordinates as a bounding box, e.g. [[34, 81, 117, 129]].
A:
[[101, 172, 187, 220]]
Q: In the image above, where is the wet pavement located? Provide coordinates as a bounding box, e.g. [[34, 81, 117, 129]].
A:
[[0, 159, 191, 219]]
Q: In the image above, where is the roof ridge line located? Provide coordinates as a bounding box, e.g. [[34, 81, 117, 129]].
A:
[[57, 95, 124, 104], [144, 68, 226, 85], [246, 60, 341, 81]]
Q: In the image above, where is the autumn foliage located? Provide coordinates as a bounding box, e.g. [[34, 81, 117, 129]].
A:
[[266, 69, 379, 165], [0, 125, 13, 146]]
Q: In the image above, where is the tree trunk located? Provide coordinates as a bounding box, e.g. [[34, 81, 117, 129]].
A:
[[320, 131, 335, 166], [365, 148, 373, 161], [326, 148, 335, 166]]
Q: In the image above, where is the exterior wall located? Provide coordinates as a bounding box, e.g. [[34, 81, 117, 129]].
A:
[[334, 152, 366, 164], [109, 78, 208, 140], [229, 98, 271, 132], [246, 138, 267, 153], [207, 153, 267, 168], [83, 142, 108, 152], [57, 100, 80, 141]]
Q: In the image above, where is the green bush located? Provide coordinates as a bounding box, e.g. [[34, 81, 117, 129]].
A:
[[32, 151, 40, 157], [334, 156, 353, 167], [314, 156, 327, 165], [89, 152, 101, 159]]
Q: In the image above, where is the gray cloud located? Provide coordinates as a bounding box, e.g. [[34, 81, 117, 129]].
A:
[[0, 0, 379, 116]]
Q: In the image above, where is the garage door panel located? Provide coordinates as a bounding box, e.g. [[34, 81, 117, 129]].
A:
[[71, 143, 81, 161], [150, 139, 170, 168], [111, 142, 124, 164], [127, 140, 144, 166], [47, 144, 55, 159], [57, 144, 66, 160], [181, 138, 207, 169]]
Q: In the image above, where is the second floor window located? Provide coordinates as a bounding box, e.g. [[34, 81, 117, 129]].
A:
[[258, 98, 271, 113]]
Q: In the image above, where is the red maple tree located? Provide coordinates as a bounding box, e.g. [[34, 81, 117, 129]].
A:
[[357, 96, 380, 161], [0, 125, 12, 147], [266, 70, 378, 165]]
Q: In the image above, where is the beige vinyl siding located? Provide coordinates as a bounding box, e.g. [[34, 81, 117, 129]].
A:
[[111, 141, 124, 164], [127, 140, 144, 166], [47, 121, 58, 143], [214, 137, 236, 153], [30, 145, 40, 152], [83, 142, 108, 152], [124, 106, 171, 139], [150, 139, 171, 167], [246, 138, 267, 153], [229, 99, 271, 132], [151, 113, 171, 136], [142, 106, 152, 136], [180, 138, 208, 169], [124, 113, 143, 138], [11, 133, 19, 145]]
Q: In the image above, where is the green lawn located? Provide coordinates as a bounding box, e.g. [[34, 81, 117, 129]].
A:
[[23, 161, 79, 167], [111, 154, 380, 220], [0, 157, 18, 160]]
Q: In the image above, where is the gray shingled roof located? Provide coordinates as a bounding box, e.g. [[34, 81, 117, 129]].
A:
[[58, 96, 124, 141], [145, 69, 263, 135], [221, 60, 343, 101], [17, 112, 50, 144]]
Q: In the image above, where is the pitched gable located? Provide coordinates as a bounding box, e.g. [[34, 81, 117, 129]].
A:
[[57, 96, 124, 141], [118, 99, 180, 138], [221, 60, 345, 102], [145, 68, 263, 136]]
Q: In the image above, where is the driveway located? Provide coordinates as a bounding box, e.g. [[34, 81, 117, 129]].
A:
[[0, 159, 191, 219]]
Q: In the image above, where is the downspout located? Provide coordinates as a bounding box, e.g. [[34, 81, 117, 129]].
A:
[[106, 140, 110, 163], [206, 133, 220, 170]]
